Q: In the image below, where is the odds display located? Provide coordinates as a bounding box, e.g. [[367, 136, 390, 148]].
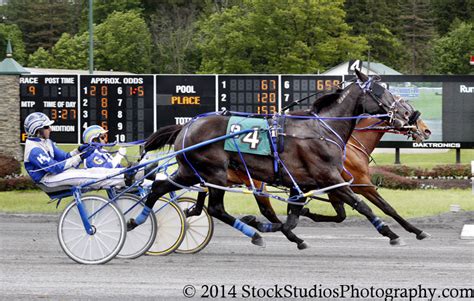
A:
[[281, 75, 342, 111], [20, 75, 78, 143], [218, 75, 279, 114], [79, 76, 154, 143]]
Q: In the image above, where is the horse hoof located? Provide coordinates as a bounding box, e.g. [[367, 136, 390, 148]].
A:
[[297, 242, 309, 250], [127, 218, 138, 232], [251, 233, 266, 248], [416, 231, 431, 240], [390, 238, 406, 246], [241, 215, 257, 225]]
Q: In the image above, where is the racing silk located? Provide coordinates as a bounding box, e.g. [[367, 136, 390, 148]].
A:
[[84, 148, 123, 169], [24, 138, 80, 183]]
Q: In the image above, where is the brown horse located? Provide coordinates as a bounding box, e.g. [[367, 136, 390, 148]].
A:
[[226, 117, 432, 248]]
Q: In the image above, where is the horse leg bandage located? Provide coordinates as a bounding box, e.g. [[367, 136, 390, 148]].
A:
[[371, 217, 385, 231], [135, 206, 152, 225], [233, 219, 256, 238]]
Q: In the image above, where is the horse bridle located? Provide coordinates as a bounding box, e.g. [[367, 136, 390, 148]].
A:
[[357, 78, 418, 126]]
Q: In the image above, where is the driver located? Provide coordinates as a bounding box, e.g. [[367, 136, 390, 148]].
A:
[[82, 125, 126, 168], [23, 112, 133, 190], [81, 125, 153, 187]]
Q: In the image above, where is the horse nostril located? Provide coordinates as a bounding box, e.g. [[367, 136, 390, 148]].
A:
[[425, 129, 431, 136], [404, 111, 410, 117]]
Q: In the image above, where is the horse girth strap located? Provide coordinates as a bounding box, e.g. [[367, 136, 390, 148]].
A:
[[268, 116, 286, 185]]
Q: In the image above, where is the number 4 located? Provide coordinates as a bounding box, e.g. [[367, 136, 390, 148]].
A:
[[242, 128, 260, 149]]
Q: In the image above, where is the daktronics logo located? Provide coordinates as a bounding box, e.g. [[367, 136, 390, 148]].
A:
[[413, 142, 461, 148], [459, 85, 474, 93]]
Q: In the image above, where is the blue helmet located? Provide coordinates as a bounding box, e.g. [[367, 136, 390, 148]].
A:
[[83, 125, 107, 144], [24, 112, 54, 136]]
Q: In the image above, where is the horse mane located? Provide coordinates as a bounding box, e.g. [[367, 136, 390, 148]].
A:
[[290, 89, 343, 116]]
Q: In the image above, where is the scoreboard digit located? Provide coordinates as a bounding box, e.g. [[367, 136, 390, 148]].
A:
[[156, 75, 216, 128], [80, 76, 154, 143], [281, 75, 342, 111], [20, 75, 78, 143], [218, 75, 279, 114]]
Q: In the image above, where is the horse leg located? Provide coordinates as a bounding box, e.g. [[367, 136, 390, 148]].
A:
[[238, 183, 282, 233], [360, 187, 430, 240], [282, 188, 306, 233], [184, 191, 206, 218], [244, 193, 308, 250], [329, 186, 403, 246], [127, 174, 196, 231], [207, 187, 265, 247], [242, 194, 283, 233], [300, 197, 347, 223]]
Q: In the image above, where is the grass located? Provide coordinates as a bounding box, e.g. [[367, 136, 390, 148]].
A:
[[1, 188, 472, 218], [371, 149, 474, 168], [219, 188, 474, 218]]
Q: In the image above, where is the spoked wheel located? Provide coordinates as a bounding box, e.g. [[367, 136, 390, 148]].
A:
[[114, 194, 157, 259], [146, 199, 186, 256], [176, 197, 214, 254], [57, 195, 126, 265]]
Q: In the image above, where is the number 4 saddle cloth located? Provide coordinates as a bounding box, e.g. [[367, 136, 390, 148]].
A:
[[224, 116, 284, 156]]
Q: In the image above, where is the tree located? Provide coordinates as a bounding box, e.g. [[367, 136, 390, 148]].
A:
[[0, 23, 27, 64], [50, 33, 88, 69], [345, 0, 406, 71], [195, 0, 368, 74], [93, 0, 143, 25], [3, 0, 73, 53], [399, 0, 436, 74], [27, 47, 54, 68], [431, 0, 473, 36], [148, 5, 201, 73], [430, 21, 474, 74], [94, 11, 152, 73]]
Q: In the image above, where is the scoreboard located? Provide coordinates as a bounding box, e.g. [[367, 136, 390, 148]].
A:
[[20, 75, 78, 143], [281, 75, 342, 111], [18, 74, 474, 148], [218, 75, 279, 114], [80, 76, 154, 143], [156, 75, 215, 128]]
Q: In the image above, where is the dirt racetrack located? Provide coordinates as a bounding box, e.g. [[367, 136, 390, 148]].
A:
[[0, 211, 473, 300]]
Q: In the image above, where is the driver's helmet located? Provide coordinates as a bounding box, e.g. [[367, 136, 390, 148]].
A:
[[24, 112, 54, 137], [83, 125, 108, 144]]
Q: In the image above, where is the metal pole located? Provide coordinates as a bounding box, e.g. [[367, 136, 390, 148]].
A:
[[394, 148, 401, 164], [456, 148, 461, 164], [88, 0, 93, 74]]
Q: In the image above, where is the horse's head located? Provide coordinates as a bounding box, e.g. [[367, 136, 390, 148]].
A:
[[355, 69, 417, 130], [408, 118, 431, 143]]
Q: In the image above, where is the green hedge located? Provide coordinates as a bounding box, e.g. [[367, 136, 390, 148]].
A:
[[370, 168, 419, 190], [376, 164, 471, 178]]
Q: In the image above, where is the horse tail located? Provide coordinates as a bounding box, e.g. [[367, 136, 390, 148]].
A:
[[144, 124, 183, 152]]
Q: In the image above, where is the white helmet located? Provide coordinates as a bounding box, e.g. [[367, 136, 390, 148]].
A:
[[83, 125, 108, 144], [24, 112, 54, 137]]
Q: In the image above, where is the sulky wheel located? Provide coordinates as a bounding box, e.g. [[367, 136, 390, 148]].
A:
[[175, 197, 214, 254], [57, 195, 126, 265], [146, 198, 186, 256], [114, 194, 157, 259]]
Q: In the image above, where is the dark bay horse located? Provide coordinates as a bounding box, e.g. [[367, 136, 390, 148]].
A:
[[130, 70, 418, 247], [225, 117, 432, 248]]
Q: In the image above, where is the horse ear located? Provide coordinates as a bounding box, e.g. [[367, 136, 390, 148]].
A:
[[355, 68, 368, 82]]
